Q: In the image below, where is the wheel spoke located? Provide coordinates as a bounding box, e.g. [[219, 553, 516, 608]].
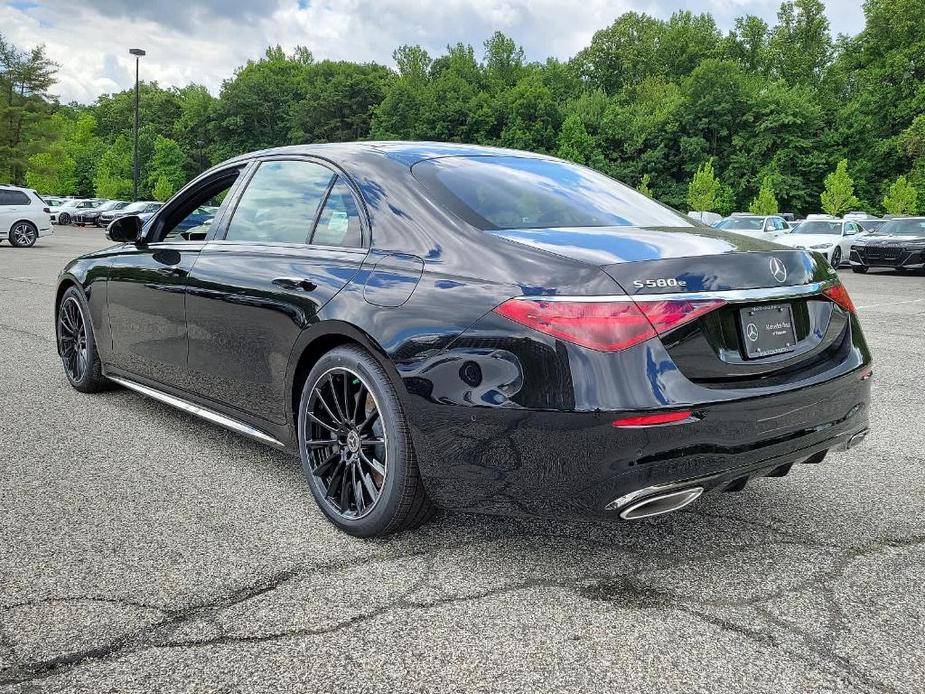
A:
[[339, 464, 351, 511], [327, 375, 347, 423], [307, 412, 338, 434], [304, 439, 336, 448], [360, 437, 384, 446], [359, 451, 386, 477], [313, 389, 341, 427], [359, 469, 379, 500], [313, 451, 340, 477], [343, 374, 354, 422], [353, 466, 366, 513], [327, 460, 346, 499], [357, 408, 379, 432]]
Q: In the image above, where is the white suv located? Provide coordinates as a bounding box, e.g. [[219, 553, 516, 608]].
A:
[[0, 185, 53, 248]]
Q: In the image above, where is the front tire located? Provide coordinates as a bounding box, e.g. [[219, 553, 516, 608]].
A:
[[56, 287, 108, 392], [830, 247, 841, 268], [9, 222, 38, 248], [852, 266, 869, 274], [297, 345, 434, 537]]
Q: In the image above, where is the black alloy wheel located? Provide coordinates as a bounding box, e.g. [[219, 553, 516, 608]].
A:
[[9, 222, 38, 248], [58, 296, 88, 383], [305, 366, 388, 519], [56, 287, 108, 392], [58, 212, 71, 225], [830, 247, 841, 268], [298, 345, 434, 537]]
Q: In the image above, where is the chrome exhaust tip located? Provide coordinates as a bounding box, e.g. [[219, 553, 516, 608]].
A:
[[845, 431, 868, 450], [617, 487, 704, 520]]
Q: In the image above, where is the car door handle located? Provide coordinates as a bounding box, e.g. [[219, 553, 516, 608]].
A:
[[272, 277, 317, 292]]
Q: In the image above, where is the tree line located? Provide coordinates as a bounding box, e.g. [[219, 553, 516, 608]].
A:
[[0, 0, 923, 215]]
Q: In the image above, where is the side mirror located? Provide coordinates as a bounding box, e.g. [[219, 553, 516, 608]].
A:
[[107, 215, 143, 243]]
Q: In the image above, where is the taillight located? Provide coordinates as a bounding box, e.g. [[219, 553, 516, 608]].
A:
[[493, 297, 726, 352], [636, 299, 726, 334], [494, 299, 655, 352], [822, 283, 856, 313]]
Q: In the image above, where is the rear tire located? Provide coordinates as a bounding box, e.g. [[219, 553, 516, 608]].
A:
[[9, 221, 38, 248], [830, 247, 841, 268], [852, 266, 868, 274], [297, 345, 435, 537], [56, 287, 109, 393], [58, 212, 71, 225]]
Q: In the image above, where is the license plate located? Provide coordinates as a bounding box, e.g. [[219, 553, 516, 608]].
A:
[[740, 303, 797, 358]]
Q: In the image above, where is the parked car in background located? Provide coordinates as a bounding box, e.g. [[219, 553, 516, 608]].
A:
[[777, 218, 864, 267], [849, 217, 925, 274], [53, 199, 104, 225], [98, 201, 162, 227], [76, 200, 129, 227], [687, 210, 722, 225], [54, 142, 871, 537], [0, 184, 53, 247], [713, 214, 791, 240]]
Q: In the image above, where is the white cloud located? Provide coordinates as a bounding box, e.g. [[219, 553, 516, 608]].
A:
[[0, 0, 866, 104]]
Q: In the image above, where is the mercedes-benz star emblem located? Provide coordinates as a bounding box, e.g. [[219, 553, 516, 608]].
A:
[[746, 323, 759, 342], [769, 257, 788, 283]]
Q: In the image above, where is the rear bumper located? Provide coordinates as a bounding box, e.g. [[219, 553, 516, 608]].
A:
[[406, 365, 871, 518]]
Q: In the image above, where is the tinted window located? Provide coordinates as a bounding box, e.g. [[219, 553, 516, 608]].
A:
[[311, 178, 362, 247], [412, 156, 692, 230], [793, 221, 842, 235], [226, 160, 334, 244], [0, 190, 31, 205], [880, 218, 925, 235], [716, 218, 765, 230]]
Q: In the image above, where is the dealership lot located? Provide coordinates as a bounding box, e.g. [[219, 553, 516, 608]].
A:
[[1, 227, 923, 693]]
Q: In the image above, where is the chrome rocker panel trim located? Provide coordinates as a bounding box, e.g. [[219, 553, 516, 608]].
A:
[[108, 375, 286, 448]]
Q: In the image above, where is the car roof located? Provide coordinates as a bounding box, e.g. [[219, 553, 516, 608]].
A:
[[216, 141, 551, 170]]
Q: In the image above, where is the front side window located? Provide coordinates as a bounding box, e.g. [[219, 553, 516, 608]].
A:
[[311, 177, 362, 248], [225, 160, 334, 244], [412, 155, 693, 230]]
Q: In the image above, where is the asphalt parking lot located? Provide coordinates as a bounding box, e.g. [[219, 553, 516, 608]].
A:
[[1, 226, 923, 693]]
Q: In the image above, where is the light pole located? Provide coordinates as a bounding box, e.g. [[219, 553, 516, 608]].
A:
[[129, 48, 146, 201]]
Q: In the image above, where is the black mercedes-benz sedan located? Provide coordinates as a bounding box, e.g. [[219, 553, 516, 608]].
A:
[[55, 142, 872, 537], [849, 216, 925, 273]]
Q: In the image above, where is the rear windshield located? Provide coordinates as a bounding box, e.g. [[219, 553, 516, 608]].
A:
[[715, 218, 764, 230], [878, 218, 925, 235], [412, 156, 693, 229], [793, 221, 842, 235]]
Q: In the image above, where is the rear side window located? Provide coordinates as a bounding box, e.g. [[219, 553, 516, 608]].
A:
[[225, 160, 334, 244], [0, 190, 31, 206], [311, 177, 362, 247], [412, 156, 693, 230]]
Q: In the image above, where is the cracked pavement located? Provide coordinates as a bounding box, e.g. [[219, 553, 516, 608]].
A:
[[1, 227, 924, 693]]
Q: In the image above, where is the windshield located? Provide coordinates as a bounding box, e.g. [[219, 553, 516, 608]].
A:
[[715, 218, 765, 230], [878, 218, 925, 236], [97, 200, 122, 210], [122, 202, 149, 212], [793, 221, 841, 235], [412, 155, 693, 229]]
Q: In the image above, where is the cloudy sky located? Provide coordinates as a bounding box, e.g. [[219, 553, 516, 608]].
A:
[[2, 0, 865, 104]]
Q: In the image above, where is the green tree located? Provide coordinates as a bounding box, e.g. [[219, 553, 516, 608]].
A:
[[688, 158, 721, 211], [94, 135, 134, 199], [820, 159, 860, 215], [748, 175, 779, 214], [638, 173, 652, 196], [882, 175, 918, 215], [556, 113, 604, 169], [147, 135, 187, 197], [768, 0, 832, 85]]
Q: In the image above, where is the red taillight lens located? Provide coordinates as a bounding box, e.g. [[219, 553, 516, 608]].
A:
[[822, 283, 855, 313], [612, 410, 693, 427], [493, 297, 726, 352], [494, 299, 656, 352], [636, 299, 727, 334]]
